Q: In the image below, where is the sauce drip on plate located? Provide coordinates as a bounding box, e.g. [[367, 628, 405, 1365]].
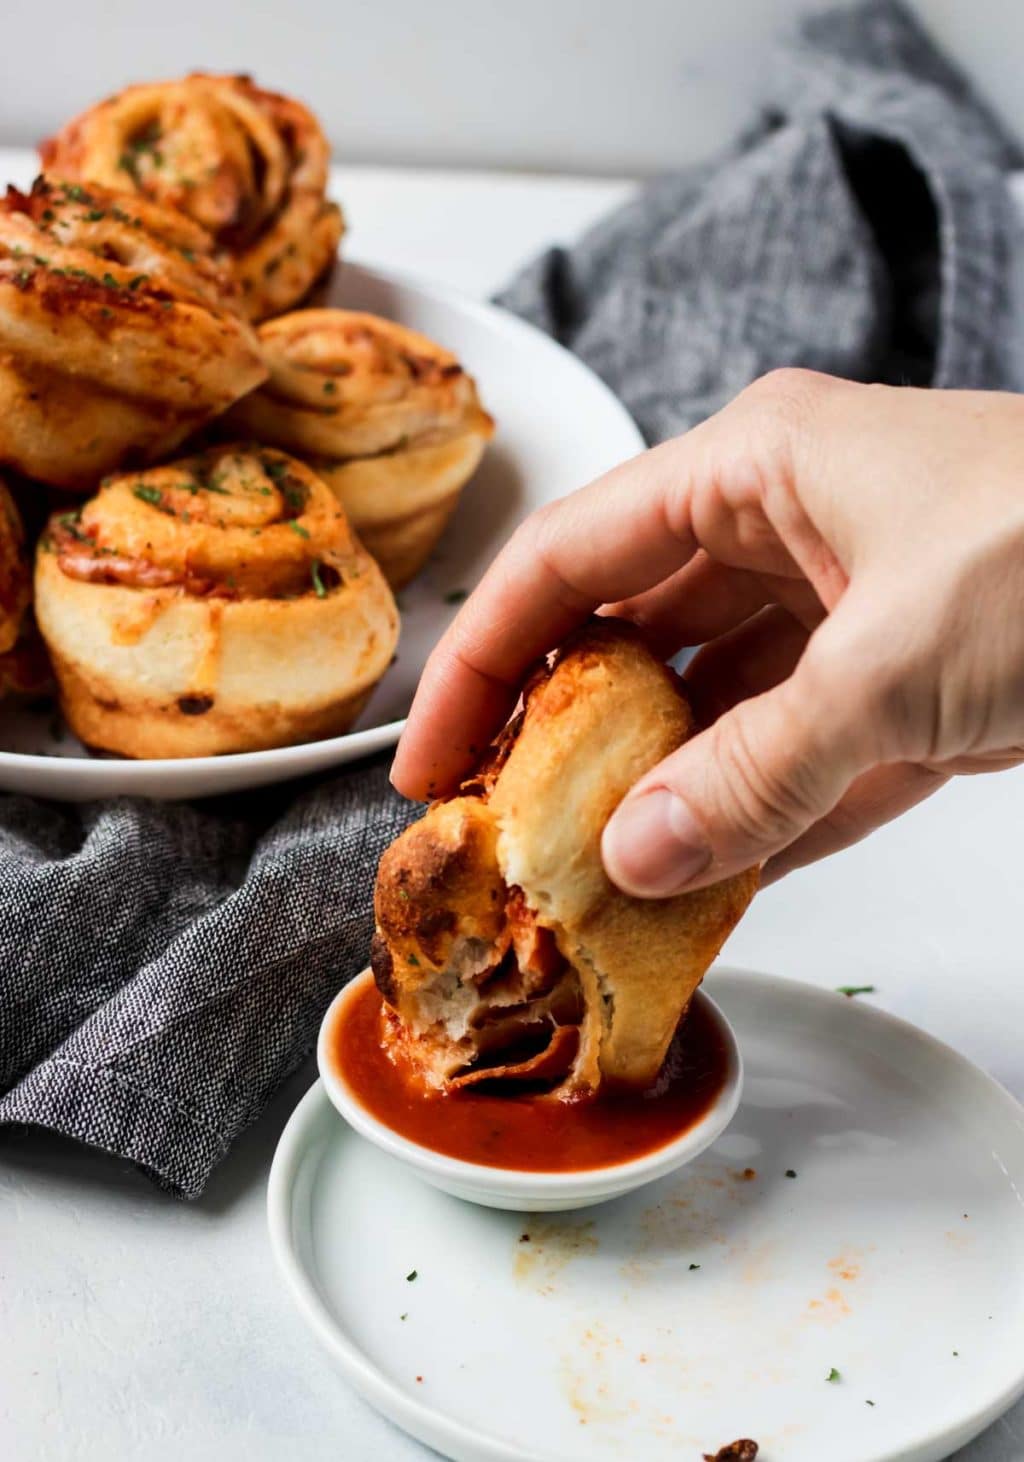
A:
[[329, 978, 729, 1172]]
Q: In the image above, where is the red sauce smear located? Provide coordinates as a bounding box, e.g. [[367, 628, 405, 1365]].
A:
[[330, 978, 729, 1172]]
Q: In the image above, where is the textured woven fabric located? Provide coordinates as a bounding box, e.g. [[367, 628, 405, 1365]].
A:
[[1, 0, 1019, 1197], [0, 762, 418, 1196], [497, 0, 1021, 441]]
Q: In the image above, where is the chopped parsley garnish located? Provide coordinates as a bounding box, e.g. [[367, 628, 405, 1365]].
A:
[[262, 457, 306, 512], [836, 985, 876, 998], [56, 511, 88, 542], [866, 1400, 875, 1406], [689, 1263, 700, 1271], [398, 888, 410, 901], [180, 247, 195, 262], [405, 1270, 418, 1282], [85, 209, 106, 222], [400, 1313, 408, 1321], [444, 588, 468, 604], [407, 954, 420, 967], [128, 274, 149, 291], [101, 272, 119, 289], [288, 521, 310, 539], [133, 484, 163, 507], [310, 560, 327, 598], [826, 1368, 841, 1383], [785, 1169, 797, 1179], [322, 379, 337, 394], [118, 125, 163, 184], [61, 184, 90, 203]]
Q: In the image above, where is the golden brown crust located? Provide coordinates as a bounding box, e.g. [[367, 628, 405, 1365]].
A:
[[374, 797, 506, 986], [373, 620, 758, 1097], [0, 177, 266, 490], [41, 73, 344, 321], [34, 445, 399, 757], [0, 475, 31, 657], [0, 473, 51, 701], [224, 310, 494, 586]]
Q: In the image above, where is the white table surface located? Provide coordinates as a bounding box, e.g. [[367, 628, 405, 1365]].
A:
[[2, 158, 1024, 1462]]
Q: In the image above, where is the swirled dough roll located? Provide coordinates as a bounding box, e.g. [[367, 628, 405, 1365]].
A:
[[225, 310, 495, 587], [0, 177, 267, 490], [42, 73, 344, 321], [372, 622, 758, 1098], [35, 446, 399, 757], [0, 476, 51, 701], [0, 477, 30, 657]]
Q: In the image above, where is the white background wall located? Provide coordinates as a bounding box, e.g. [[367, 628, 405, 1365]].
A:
[[3, 0, 1022, 175]]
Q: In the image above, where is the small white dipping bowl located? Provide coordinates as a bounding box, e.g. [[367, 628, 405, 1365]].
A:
[[317, 968, 743, 1212]]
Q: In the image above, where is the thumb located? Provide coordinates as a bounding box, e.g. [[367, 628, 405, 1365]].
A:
[[601, 657, 876, 897]]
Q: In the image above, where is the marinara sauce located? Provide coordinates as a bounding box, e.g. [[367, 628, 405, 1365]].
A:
[[329, 976, 729, 1172]]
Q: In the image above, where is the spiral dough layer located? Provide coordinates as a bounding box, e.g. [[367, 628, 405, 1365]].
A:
[[226, 309, 494, 587], [35, 445, 399, 757], [0, 176, 267, 490], [0, 476, 51, 701], [42, 73, 345, 321]]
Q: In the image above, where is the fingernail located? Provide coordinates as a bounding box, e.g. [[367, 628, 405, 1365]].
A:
[[602, 788, 711, 897]]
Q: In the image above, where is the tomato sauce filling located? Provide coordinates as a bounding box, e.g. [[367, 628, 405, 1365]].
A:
[[329, 976, 729, 1172]]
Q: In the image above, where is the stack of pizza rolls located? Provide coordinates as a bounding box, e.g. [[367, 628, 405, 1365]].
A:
[[0, 70, 493, 755]]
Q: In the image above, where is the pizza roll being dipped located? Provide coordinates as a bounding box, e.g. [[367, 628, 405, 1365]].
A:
[[42, 73, 344, 321], [224, 310, 495, 588], [34, 446, 398, 757], [372, 621, 758, 1098], [0, 177, 266, 491]]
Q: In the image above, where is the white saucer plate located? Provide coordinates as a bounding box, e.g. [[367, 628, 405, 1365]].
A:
[[0, 259, 642, 801], [267, 968, 1024, 1462]]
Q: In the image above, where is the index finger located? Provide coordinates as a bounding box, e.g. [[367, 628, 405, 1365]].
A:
[[390, 437, 700, 799], [389, 367, 858, 801]]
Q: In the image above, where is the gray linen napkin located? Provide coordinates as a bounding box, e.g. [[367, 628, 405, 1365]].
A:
[[1, 0, 1019, 1197], [498, 0, 1021, 438]]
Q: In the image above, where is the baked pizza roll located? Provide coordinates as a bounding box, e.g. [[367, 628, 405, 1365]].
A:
[[0, 476, 52, 702], [34, 446, 398, 757], [224, 310, 494, 587], [0, 476, 31, 658], [0, 177, 266, 491], [42, 73, 344, 321], [372, 621, 758, 1098]]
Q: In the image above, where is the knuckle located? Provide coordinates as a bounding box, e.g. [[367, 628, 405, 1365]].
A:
[[740, 366, 835, 428]]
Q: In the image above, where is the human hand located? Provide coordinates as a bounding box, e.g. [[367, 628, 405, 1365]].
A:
[[391, 370, 1024, 895]]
